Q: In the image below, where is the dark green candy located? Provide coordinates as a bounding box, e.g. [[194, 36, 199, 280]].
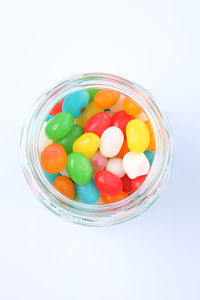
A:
[[87, 89, 101, 103], [45, 112, 74, 140], [56, 124, 83, 154]]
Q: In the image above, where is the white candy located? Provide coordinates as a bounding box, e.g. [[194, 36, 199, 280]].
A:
[[106, 158, 125, 178], [110, 94, 125, 113], [100, 127, 124, 158], [123, 152, 150, 179], [38, 121, 52, 155], [135, 111, 148, 121], [60, 167, 69, 177]]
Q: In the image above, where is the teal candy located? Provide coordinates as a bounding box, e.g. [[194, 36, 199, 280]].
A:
[[144, 150, 155, 166], [43, 170, 60, 184], [75, 178, 99, 204], [62, 90, 89, 118]]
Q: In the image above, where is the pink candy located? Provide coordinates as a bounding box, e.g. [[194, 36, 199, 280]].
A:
[[91, 151, 107, 173]]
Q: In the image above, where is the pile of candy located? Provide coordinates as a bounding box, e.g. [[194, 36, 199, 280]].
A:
[[39, 89, 155, 204]]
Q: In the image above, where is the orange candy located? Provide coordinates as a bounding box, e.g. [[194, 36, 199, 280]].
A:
[[94, 90, 120, 109], [145, 120, 156, 151], [54, 176, 75, 199], [123, 97, 142, 116], [41, 143, 67, 174], [116, 139, 130, 158], [102, 191, 128, 204]]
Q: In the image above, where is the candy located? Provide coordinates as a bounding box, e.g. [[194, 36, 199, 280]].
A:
[[115, 139, 129, 158], [87, 89, 100, 103], [94, 90, 120, 109], [144, 150, 155, 166], [111, 111, 133, 137], [106, 158, 125, 178], [73, 132, 100, 158], [102, 191, 128, 204], [56, 124, 83, 154], [45, 115, 54, 122], [62, 90, 89, 118], [54, 176, 75, 199], [123, 97, 142, 116], [95, 170, 123, 195], [123, 152, 150, 179], [76, 178, 99, 204], [45, 112, 74, 140], [66, 152, 92, 185], [145, 120, 156, 151], [41, 144, 67, 174], [121, 174, 134, 195], [110, 94, 125, 113], [75, 102, 103, 128], [84, 112, 112, 137], [90, 151, 107, 172], [38, 121, 52, 155], [100, 126, 124, 157], [135, 111, 148, 121], [131, 175, 147, 192], [126, 119, 150, 153], [43, 170, 60, 184], [49, 98, 64, 115]]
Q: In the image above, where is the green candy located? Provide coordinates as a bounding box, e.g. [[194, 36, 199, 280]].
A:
[[56, 124, 83, 154], [87, 89, 100, 103], [66, 153, 92, 185], [45, 112, 74, 140]]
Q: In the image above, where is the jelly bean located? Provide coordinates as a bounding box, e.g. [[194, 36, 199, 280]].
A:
[[76, 178, 99, 204], [106, 158, 125, 178], [102, 191, 128, 204], [121, 174, 134, 195], [66, 152, 92, 185], [144, 150, 155, 166], [100, 126, 124, 157], [49, 98, 64, 115], [126, 119, 150, 153], [54, 176, 75, 199], [38, 121, 52, 155], [145, 120, 156, 151], [116, 139, 129, 158], [73, 132, 100, 158], [75, 102, 103, 128], [95, 170, 123, 195], [60, 167, 69, 177], [91, 151, 107, 172], [45, 115, 54, 122], [56, 124, 83, 154], [62, 90, 89, 118], [43, 170, 60, 184], [41, 143, 67, 174], [123, 152, 150, 179], [131, 175, 147, 192], [87, 89, 100, 103], [94, 90, 120, 109], [123, 97, 142, 116], [45, 112, 74, 140], [111, 111, 133, 137], [110, 94, 125, 113], [84, 112, 112, 137], [135, 111, 148, 121]]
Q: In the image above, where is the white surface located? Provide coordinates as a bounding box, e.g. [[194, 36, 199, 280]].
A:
[[0, 0, 200, 299]]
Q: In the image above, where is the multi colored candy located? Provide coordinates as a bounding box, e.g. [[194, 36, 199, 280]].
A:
[[40, 88, 156, 205]]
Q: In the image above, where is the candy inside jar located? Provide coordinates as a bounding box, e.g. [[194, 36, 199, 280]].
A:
[[39, 88, 156, 205]]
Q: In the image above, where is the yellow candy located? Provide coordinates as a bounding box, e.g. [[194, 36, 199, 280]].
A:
[[75, 102, 103, 128], [126, 119, 150, 153], [73, 133, 100, 158]]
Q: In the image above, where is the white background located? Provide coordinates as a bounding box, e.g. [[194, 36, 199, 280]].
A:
[[0, 0, 200, 299]]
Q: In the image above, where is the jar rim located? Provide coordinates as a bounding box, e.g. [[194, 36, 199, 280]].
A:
[[20, 73, 174, 225]]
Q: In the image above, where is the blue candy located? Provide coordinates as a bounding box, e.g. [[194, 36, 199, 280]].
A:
[[144, 150, 155, 166], [43, 170, 60, 184], [62, 91, 89, 118], [75, 178, 99, 204]]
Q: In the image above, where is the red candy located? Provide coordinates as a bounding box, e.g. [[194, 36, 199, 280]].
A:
[[84, 112, 112, 137], [131, 175, 147, 192], [111, 111, 133, 137], [49, 98, 64, 115], [121, 174, 133, 195], [95, 170, 123, 195]]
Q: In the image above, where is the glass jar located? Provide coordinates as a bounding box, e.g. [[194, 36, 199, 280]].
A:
[[20, 73, 174, 226]]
